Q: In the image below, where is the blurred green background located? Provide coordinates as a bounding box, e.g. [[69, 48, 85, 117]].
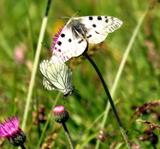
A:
[[0, 0, 160, 148]]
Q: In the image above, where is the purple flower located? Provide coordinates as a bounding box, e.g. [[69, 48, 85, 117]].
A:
[[0, 115, 26, 147], [50, 24, 66, 52]]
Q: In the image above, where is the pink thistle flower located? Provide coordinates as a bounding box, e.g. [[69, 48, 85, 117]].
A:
[[50, 24, 66, 53], [0, 115, 26, 147]]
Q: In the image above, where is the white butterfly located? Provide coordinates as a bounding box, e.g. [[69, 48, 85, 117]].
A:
[[39, 59, 74, 96], [51, 15, 123, 64]]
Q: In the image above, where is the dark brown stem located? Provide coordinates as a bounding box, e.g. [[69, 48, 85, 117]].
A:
[[20, 144, 26, 149], [83, 51, 131, 148], [62, 122, 74, 149]]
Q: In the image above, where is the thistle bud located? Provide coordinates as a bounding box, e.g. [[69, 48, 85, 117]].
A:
[[53, 106, 69, 123]]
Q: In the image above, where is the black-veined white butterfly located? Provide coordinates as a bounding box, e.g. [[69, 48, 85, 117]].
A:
[[39, 59, 74, 96]]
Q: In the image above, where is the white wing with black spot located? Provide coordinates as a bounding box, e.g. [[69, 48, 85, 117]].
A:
[[52, 25, 87, 63], [79, 16, 123, 44], [51, 15, 123, 64]]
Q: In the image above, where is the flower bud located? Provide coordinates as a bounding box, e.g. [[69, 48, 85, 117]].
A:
[[53, 106, 69, 123]]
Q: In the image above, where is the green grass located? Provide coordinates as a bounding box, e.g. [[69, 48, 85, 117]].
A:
[[0, 0, 160, 148]]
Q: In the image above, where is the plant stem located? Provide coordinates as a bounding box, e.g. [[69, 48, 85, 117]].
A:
[[78, 7, 149, 149], [0, 32, 14, 60], [24, 0, 34, 59], [20, 144, 26, 149], [83, 52, 131, 149], [62, 122, 74, 149], [21, 0, 51, 131], [94, 7, 149, 149]]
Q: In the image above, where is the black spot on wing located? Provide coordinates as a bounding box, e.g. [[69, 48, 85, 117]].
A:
[[89, 16, 93, 20], [78, 39, 84, 44], [68, 39, 72, 42], [87, 35, 92, 38], [92, 24, 96, 27], [105, 19, 108, 23], [61, 34, 65, 38], [57, 41, 62, 46], [58, 49, 61, 52], [105, 16, 108, 18], [97, 16, 102, 20]]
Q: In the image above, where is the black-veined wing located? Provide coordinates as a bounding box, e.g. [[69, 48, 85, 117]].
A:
[[39, 59, 73, 96], [46, 60, 73, 96]]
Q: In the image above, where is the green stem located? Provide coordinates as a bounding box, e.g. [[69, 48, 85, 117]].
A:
[[100, 6, 149, 143], [83, 52, 131, 149], [24, 0, 34, 59], [0, 31, 14, 60], [62, 122, 74, 149], [21, 0, 52, 131], [94, 7, 149, 149]]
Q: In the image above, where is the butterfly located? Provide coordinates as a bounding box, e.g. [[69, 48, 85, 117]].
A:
[[51, 15, 123, 64], [39, 59, 74, 96]]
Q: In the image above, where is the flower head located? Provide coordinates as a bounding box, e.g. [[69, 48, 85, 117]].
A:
[[53, 106, 69, 123], [51, 24, 66, 52], [0, 115, 26, 146]]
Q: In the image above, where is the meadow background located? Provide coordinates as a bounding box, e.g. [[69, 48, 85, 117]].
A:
[[0, 0, 160, 148]]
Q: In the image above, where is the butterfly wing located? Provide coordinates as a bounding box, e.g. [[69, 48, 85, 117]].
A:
[[39, 60, 49, 78], [52, 15, 122, 64], [78, 16, 123, 44], [62, 61, 72, 90], [52, 25, 87, 63], [46, 60, 73, 95], [39, 60, 57, 90], [43, 77, 55, 91]]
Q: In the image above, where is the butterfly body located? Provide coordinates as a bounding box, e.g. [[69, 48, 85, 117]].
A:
[[39, 60, 74, 96], [66, 18, 88, 39], [52, 15, 123, 64]]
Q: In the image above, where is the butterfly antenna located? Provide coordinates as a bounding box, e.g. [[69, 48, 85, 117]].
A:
[[59, 16, 70, 19], [72, 10, 81, 17], [41, 42, 50, 50], [59, 10, 81, 19]]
